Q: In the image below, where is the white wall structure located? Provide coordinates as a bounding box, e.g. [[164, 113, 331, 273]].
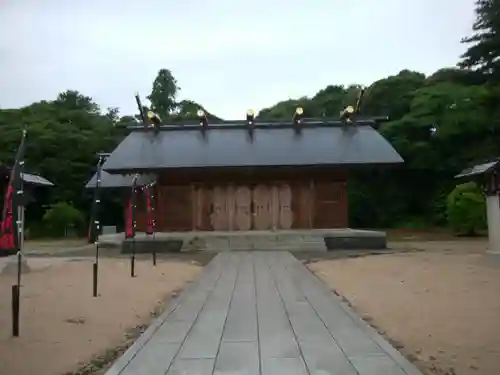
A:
[[486, 194, 500, 254]]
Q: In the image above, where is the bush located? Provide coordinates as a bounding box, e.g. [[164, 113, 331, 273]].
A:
[[42, 201, 86, 238], [446, 182, 486, 236]]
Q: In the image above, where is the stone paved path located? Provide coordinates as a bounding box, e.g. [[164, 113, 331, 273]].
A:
[[105, 252, 423, 375]]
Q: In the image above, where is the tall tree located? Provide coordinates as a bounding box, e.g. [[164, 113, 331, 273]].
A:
[[362, 70, 425, 120], [311, 85, 348, 117], [0, 92, 122, 214], [55, 90, 100, 114], [147, 69, 179, 119], [257, 97, 313, 120], [174, 100, 222, 122], [459, 0, 500, 81]]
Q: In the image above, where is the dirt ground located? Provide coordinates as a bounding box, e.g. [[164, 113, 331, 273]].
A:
[[306, 239, 500, 375], [0, 256, 203, 375]]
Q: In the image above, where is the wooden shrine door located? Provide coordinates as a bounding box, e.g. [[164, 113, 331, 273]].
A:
[[313, 182, 347, 228], [195, 183, 298, 231], [234, 186, 251, 230], [278, 184, 293, 229], [210, 186, 229, 230], [253, 185, 272, 230], [158, 186, 193, 231]]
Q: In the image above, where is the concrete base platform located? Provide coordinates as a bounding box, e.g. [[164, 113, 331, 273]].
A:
[[324, 229, 386, 250], [121, 237, 183, 254], [98, 229, 387, 253]]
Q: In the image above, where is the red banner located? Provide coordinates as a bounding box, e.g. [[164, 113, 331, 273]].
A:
[[1, 129, 26, 254], [125, 197, 134, 238], [146, 188, 153, 235], [0, 185, 15, 250]]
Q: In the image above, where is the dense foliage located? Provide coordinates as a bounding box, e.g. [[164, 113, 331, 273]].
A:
[[1, 0, 499, 234], [446, 182, 486, 235], [41, 201, 86, 238]]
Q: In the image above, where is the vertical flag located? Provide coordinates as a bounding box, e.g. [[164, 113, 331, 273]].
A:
[[151, 184, 157, 233], [125, 174, 138, 239], [124, 197, 133, 238], [0, 129, 27, 253], [145, 184, 156, 235], [0, 186, 14, 251], [87, 156, 105, 244]]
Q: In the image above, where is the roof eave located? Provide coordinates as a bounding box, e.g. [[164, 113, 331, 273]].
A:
[[103, 160, 404, 175], [455, 160, 500, 179]]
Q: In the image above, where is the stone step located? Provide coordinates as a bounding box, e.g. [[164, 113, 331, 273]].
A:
[[183, 234, 328, 251], [202, 241, 326, 251], [206, 242, 326, 247], [108, 229, 387, 253], [203, 246, 326, 252]]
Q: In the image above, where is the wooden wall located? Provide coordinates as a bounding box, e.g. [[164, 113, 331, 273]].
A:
[[134, 167, 348, 232]]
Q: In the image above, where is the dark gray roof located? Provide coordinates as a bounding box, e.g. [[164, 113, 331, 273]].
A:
[[1, 165, 54, 186], [21, 172, 54, 186], [85, 170, 157, 189], [102, 124, 403, 173], [455, 160, 499, 178]]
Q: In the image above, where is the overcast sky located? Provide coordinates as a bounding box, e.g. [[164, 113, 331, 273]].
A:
[[1, 0, 476, 119]]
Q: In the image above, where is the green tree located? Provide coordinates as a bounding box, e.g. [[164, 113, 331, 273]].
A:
[[446, 182, 486, 235], [257, 97, 314, 120], [55, 90, 100, 114], [42, 201, 86, 237], [147, 68, 180, 119], [0, 91, 123, 216], [459, 0, 500, 81], [311, 85, 348, 117], [425, 68, 480, 86], [174, 100, 222, 122], [362, 70, 425, 120]]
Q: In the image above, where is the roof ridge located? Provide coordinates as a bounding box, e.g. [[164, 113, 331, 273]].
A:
[[126, 121, 384, 133]]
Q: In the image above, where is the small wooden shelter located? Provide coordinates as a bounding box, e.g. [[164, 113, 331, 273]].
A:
[[85, 170, 156, 232], [0, 164, 54, 256], [456, 160, 500, 254], [1, 164, 54, 203]]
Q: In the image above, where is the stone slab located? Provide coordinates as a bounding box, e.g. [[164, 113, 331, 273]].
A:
[[213, 341, 259, 375], [167, 358, 215, 375]]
